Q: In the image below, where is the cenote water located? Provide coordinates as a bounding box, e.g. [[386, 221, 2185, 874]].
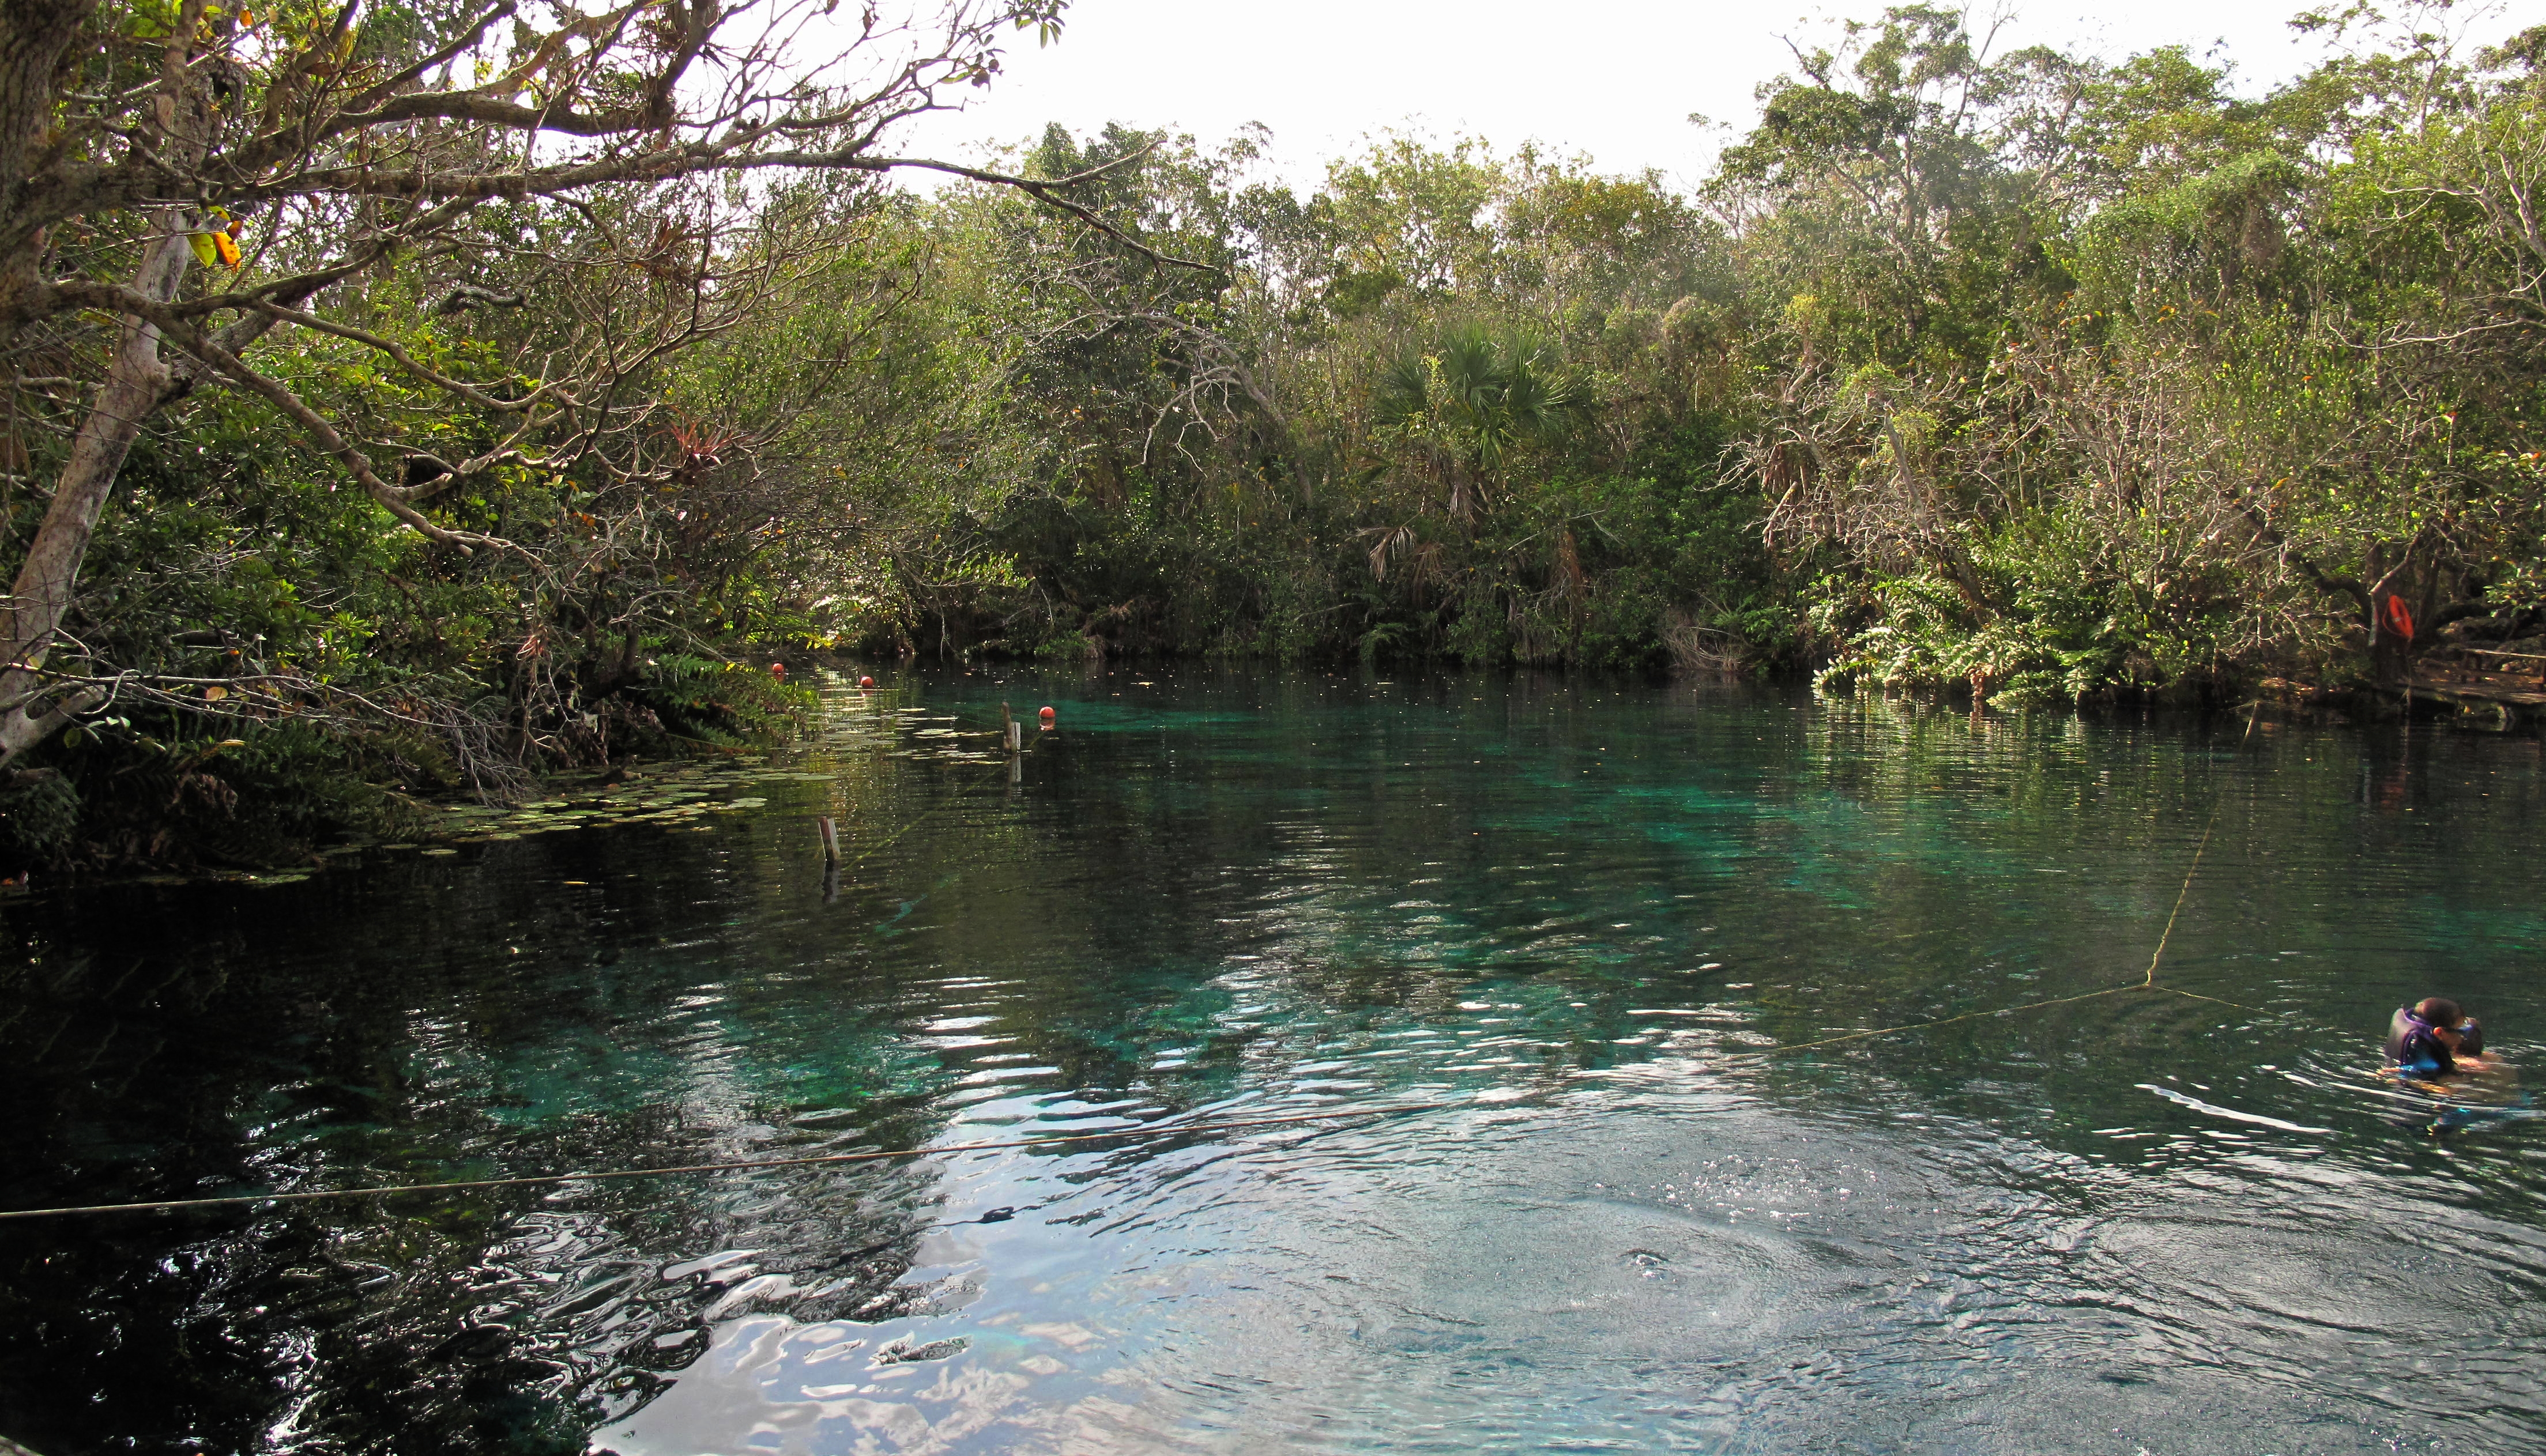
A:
[[2, 671, 2542, 1455]]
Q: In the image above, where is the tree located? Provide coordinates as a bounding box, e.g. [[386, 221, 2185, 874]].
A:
[[0, 0, 1153, 763], [1372, 326, 1576, 526]]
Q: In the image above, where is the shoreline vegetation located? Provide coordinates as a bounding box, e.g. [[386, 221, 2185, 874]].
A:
[[1, 2, 2542, 874]]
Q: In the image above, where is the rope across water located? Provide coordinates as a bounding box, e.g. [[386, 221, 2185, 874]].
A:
[[1731, 700, 2265, 1060]]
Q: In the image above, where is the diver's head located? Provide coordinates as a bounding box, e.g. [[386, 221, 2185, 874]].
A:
[[2411, 997, 2483, 1054]]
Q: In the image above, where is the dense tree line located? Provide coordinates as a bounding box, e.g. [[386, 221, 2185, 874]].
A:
[[863, 7, 2546, 704], [2, 1, 2541, 869]]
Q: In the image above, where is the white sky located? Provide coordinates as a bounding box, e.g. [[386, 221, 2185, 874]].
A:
[[891, 1, 2528, 191]]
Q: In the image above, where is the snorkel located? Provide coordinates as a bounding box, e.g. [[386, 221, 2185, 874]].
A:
[[2409, 1010, 2461, 1048], [2402, 1005, 2483, 1057], [2383, 1002, 2485, 1079], [2389, 999, 2482, 1078]]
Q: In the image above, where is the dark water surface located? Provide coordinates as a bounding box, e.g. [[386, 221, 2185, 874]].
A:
[[2, 671, 2542, 1455]]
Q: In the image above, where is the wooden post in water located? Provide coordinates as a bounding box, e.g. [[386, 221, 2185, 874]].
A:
[[816, 816, 839, 865], [1001, 701, 1022, 755]]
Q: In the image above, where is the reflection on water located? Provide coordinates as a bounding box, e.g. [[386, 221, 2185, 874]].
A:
[[1, 671, 2542, 1454]]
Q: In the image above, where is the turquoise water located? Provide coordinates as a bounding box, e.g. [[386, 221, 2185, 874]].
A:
[[2, 670, 2542, 1454]]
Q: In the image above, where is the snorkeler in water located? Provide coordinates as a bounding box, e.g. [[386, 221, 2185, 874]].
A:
[[2386, 997, 2487, 1078], [2385, 997, 2529, 1137]]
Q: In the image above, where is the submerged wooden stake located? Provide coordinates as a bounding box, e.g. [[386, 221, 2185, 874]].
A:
[[816, 816, 839, 864]]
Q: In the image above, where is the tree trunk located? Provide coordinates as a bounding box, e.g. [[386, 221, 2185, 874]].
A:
[[2371, 618, 2411, 688], [0, 0, 93, 195], [0, 0, 100, 333], [2362, 544, 2417, 690], [0, 224, 190, 761]]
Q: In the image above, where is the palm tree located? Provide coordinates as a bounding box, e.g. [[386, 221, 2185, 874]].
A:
[[1373, 326, 1577, 523]]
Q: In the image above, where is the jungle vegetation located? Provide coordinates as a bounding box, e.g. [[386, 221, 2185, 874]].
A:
[[1, 0, 2542, 869]]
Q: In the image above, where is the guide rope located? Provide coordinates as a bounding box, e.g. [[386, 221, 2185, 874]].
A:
[[0, 701, 2270, 1223], [1717, 699, 2265, 1061]]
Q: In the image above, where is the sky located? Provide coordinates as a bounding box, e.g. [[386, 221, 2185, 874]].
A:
[[889, 0, 2529, 191]]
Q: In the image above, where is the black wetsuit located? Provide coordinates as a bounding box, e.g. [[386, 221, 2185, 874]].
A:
[[2387, 1008, 2484, 1076]]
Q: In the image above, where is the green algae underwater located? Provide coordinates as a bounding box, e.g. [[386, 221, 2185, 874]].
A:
[[1, 669, 2541, 1455]]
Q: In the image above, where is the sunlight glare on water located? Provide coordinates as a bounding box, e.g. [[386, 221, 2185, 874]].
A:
[[1, 669, 2540, 1454]]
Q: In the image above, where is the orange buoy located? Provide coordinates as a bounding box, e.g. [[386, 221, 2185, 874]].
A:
[[769, 662, 786, 678], [1038, 705, 1056, 729], [858, 675, 876, 689], [2382, 594, 2415, 642]]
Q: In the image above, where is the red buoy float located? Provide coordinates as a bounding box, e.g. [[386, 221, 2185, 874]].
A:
[[1038, 705, 1056, 729], [2382, 594, 2415, 642], [858, 675, 876, 689], [768, 662, 786, 678]]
